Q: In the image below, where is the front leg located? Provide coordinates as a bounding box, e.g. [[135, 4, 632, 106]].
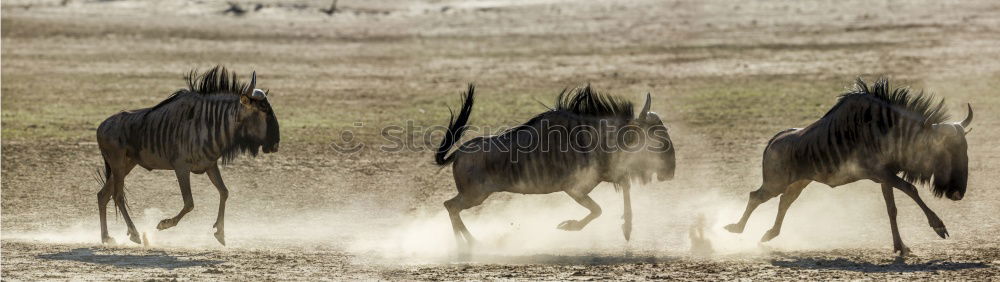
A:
[[207, 165, 229, 246], [620, 182, 633, 241], [558, 192, 602, 231], [157, 168, 194, 230], [880, 173, 949, 239], [881, 183, 910, 256]]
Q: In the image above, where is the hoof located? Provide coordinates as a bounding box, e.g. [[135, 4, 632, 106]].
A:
[[557, 220, 583, 231], [128, 231, 142, 244], [723, 223, 744, 234], [156, 219, 175, 230], [933, 226, 949, 239], [760, 229, 780, 242], [894, 245, 912, 257], [214, 231, 226, 246], [102, 236, 116, 245], [928, 215, 948, 238]]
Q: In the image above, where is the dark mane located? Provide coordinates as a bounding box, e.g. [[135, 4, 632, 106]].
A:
[[489, 84, 636, 140], [554, 84, 634, 120], [837, 77, 949, 124], [185, 65, 252, 97], [146, 65, 250, 114]]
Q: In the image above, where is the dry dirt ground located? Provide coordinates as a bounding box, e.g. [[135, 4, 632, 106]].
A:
[[4, 0, 1000, 280]]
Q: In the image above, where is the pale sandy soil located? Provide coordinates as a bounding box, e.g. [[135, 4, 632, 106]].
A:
[[3, 0, 1000, 280]]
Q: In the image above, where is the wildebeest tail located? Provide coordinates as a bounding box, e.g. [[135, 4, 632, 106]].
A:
[[93, 159, 111, 193], [435, 84, 475, 166], [94, 158, 128, 216]]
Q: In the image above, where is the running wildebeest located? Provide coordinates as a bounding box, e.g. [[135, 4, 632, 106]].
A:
[[724, 78, 972, 256], [435, 84, 676, 252], [95, 66, 280, 245]]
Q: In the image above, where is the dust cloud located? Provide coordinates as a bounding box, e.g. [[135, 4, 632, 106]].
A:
[[348, 179, 897, 262], [4, 176, 913, 262]]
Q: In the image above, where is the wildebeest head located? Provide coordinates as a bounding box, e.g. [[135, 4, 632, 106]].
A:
[[928, 104, 973, 201], [237, 72, 281, 154], [632, 93, 676, 182]]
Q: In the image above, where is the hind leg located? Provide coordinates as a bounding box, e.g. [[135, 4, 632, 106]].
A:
[[761, 180, 810, 242], [444, 189, 492, 253], [110, 162, 141, 244], [444, 197, 470, 247], [98, 173, 114, 244], [725, 180, 789, 234]]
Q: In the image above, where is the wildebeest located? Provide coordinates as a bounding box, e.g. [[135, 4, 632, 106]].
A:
[[435, 84, 676, 252], [96, 66, 280, 245], [724, 78, 972, 256]]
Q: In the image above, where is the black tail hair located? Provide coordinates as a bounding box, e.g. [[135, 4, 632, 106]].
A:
[[435, 84, 475, 165], [93, 159, 127, 218], [93, 160, 110, 190]]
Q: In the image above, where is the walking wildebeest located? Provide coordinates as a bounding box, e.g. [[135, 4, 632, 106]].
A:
[[724, 78, 972, 256], [96, 66, 280, 245], [435, 84, 676, 252]]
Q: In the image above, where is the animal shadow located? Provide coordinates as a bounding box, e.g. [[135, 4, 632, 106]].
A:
[[466, 253, 678, 265], [771, 256, 988, 273], [38, 248, 223, 270]]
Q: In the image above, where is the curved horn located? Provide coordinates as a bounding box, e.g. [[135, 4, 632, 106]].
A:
[[247, 71, 257, 94], [961, 103, 973, 127], [640, 93, 651, 117]]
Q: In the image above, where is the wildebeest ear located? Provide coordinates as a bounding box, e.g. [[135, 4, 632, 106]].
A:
[[240, 94, 251, 106], [639, 93, 651, 117]]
